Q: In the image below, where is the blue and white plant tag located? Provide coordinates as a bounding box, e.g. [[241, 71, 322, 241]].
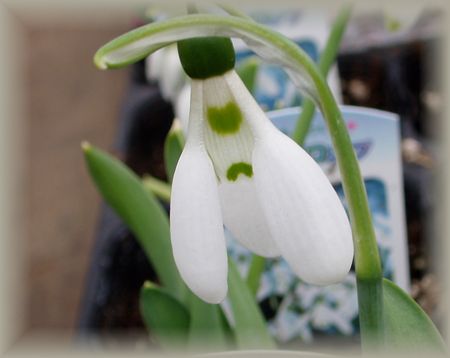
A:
[[226, 105, 409, 343]]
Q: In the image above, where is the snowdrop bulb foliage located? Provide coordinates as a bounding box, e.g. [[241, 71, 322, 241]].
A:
[[170, 37, 353, 304]]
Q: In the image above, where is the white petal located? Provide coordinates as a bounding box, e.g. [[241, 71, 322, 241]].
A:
[[223, 71, 273, 137], [201, 73, 254, 180], [219, 177, 280, 257], [252, 127, 354, 285], [170, 81, 228, 303]]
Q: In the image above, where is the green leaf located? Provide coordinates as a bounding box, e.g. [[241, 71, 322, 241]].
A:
[[142, 175, 171, 203], [83, 143, 231, 350], [140, 281, 190, 349], [383, 278, 446, 353], [292, 5, 352, 145], [187, 293, 228, 351], [82, 142, 186, 301], [164, 120, 185, 183], [236, 57, 259, 93], [228, 259, 276, 349], [246, 255, 265, 296]]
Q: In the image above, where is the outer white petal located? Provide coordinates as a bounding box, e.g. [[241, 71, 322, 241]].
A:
[[219, 177, 280, 257], [252, 127, 354, 285], [170, 81, 228, 303]]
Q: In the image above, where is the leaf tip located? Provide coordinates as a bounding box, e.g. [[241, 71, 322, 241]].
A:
[[81, 141, 92, 153], [93, 52, 108, 70], [143, 280, 157, 289], [170, 119, 183, 133]]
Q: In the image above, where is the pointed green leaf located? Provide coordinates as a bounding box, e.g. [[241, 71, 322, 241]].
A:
[[83, 144, 229, 347], [228, 259, 276, 349], [187, 293, 228, 351], [82, 142, 186, 301], [246, 254, 265, 296], [292, 5, 352, 145], [140, 281, 190, 349], [164, 120, 185, 183], [236, 57, 259, 93], [383, 278, 446, 353]]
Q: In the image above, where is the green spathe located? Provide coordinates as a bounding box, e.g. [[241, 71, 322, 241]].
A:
[[177, 37, 235, 79], [207, 102, 243, 134]]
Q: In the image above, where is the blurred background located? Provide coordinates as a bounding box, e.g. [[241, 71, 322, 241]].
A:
[[1, 0, 445, 352]]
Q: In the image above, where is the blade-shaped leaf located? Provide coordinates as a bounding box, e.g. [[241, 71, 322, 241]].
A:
[[140, 281, 190, 349], [246, 254, 265, 296], [83, 143, 229, 348], [292, 5, 352, 145], [383, 278, 446, 353], [187, 293, 228, 351], [164, 121, 185, 183], [236, 57, 259, 93], [228, 259, 276, 349], [82, 143, 186, 301]]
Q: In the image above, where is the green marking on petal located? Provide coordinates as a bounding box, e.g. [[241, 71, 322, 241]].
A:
[[226, 162, 253, 181], [207, 102, 242, 135]]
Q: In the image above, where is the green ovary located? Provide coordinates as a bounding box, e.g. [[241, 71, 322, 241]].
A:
[[207, 102, 243, 135], [226, 162, 253, 181]]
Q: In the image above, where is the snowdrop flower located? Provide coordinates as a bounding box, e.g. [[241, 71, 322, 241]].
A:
[[170, 37, 353, 303]]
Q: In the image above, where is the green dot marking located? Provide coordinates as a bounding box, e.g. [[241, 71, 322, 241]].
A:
[[226, 162, 253, 181], [207, 102, 242, 135]]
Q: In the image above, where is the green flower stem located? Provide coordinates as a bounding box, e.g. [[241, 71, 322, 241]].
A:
[[315, 73, 384, 350], [246, 255, 266, 296], [292, 5, 352, 146], [358, 279, 385, 351]]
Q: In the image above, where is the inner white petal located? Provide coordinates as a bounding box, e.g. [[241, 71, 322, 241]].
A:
[[223, 70, 275, 139], [219, 177, 280, 257], [202, 73, 253, 180]]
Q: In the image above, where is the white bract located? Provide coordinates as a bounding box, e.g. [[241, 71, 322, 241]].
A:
[[170, 69, 353, 304]]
